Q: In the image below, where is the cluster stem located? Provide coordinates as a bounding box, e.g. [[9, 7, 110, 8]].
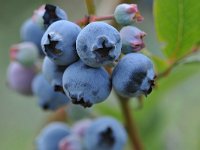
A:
[[117, 95, 144, 150], [85, 0, 96, 15]]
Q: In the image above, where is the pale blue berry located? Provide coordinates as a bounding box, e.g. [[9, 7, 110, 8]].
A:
[[20, 18, 45, 56], [36, 122, 70, 150], [42, 56, 66, 91], [32, 74, 69, 110]]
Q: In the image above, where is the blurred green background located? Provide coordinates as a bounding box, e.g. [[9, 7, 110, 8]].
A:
[[0, 0, 200, 150]]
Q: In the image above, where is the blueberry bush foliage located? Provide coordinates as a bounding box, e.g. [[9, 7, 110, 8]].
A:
[[1, 0, 200, 150]]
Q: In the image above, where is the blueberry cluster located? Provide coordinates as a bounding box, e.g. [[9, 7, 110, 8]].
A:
[[39, 17, 119, 108], [36, 117, 127, 150], [7, 3, 156, 109], [40, 4, 155, 108]]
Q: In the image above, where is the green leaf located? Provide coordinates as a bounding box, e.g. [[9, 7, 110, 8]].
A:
[[154, 0, 200, 60]]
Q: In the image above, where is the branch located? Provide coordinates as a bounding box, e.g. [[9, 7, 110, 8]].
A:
[[117, 95, 144, 150]]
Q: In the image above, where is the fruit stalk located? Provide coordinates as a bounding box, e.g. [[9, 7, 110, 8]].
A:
[[75, 15, 114, 26], [47, 106, 68, 123], [92, 15, 114, 21], [85, 0, 96, 15], [117, 95, 143, 150]]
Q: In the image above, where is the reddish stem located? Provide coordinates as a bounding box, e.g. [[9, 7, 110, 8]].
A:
[[92, 15, 114, 21], [75, 15, 114, 26]]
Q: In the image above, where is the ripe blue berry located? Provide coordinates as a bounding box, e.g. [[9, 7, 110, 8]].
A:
[[62, 60, 111, 107], [112, 53, 156, 97], [42, 56, 66, 91], [36, 122, 70, 150], [7, 62, 36, 95], [41, 20, 81, 66], [84, 117, 127, 150], [43, 4, 68, 29], [114, 3, 143, 26], [76, 22, 121, 68], [32, 74, 69, 110], [20, 18, 45, 56], [10, 42, 39, 67], [120, 26, 146, 53]]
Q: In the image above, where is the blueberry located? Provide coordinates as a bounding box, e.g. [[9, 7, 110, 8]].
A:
[[32, 74, 69, 111], [36, 122, 70, 150], [114, 3, 143, 26], [59, 134, 82, 150], [76, 22, 121, 68], [43, 4, 68, 29], [41, 20, 81, 66], [32, 5, 46, 28], [42, 56, 66, 92], [62, 60, 111, 107], [20, 18, 45, 56], [120, 26, 146, 53], [112, 53, 156, 97], [7, 62, 36, 95], [10, 42, 39, 67], [72, 119, 92, 138], [84, 117, 127, 150]]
